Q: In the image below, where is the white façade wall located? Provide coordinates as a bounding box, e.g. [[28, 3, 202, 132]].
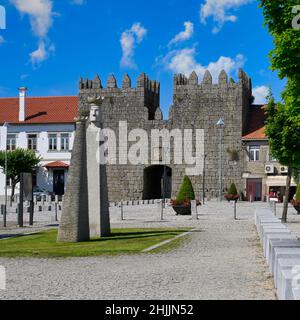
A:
[[0, 123, 75, 198]]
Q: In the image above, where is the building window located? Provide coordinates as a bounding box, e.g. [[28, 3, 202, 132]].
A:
[[28, 134, 37, 151], [61, 133, 70, 151], [7, 134, 16, 151], [249, 146, 260, 162], [48, 134, 58, 151]]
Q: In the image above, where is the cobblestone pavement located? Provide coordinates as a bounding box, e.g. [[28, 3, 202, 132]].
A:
[[0, 201, 279, 300]]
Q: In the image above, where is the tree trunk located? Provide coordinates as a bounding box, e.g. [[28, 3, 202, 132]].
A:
[[11, 181, 16, 202], [282, 167, 292, 223]]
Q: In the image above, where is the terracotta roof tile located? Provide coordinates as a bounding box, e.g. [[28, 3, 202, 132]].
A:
[[242, 105, 268, 140], [0, 96, 78, 124]]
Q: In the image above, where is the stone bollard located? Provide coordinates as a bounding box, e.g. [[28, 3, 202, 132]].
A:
[[191, 200, 198, 220]]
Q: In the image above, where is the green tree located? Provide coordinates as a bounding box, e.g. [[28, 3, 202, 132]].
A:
[[176, 176, 195, 204], [260, 0, 300, 222], [295, 185, 300, 202], [0, 149, 41, 200], [265, 96, 300, 222]]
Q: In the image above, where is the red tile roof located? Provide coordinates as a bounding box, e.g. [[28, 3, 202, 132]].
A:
[[242, 105, 268, 140], [0, 96, 78, 125], [45, 161, 69, 169]]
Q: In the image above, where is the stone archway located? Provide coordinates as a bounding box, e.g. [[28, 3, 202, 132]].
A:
[[143, 165, 172, 200]]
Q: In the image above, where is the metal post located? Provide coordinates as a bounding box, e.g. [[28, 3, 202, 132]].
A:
[[234, 201, 237, 220], [18, 173, 24, 228], [161, 200, 164, 221], [120, 201, 124, 221], [55, 203, 58, 222], [4, 146, 7, 227], [29, 201, 34, 226], [163, 163, 166, 209]]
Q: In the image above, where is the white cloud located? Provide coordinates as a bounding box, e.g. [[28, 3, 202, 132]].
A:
[[30, 40, 54, 66], [159, 47, 245, 82], [71, 0, 85, 4], [200, 0, 253, 33], [120, 22, 147, 69], [0, 36, 4, 45], [253, 86, 269, 104], [169, 21, 194, 46], [11, 0, 54, 37], [11, 0, 55, 66]]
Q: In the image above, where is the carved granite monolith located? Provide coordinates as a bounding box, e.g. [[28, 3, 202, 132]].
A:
[[57, 117, 90, 242]]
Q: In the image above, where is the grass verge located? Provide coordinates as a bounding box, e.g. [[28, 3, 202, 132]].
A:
[[0, 228, 191, 258]]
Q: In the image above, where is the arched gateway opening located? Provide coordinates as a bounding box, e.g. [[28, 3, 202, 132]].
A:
[[143, 165, 172, 200]]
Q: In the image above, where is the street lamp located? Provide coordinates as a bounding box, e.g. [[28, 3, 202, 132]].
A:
[[202, 154, 207, 205], [2, 122, 9, 227], [216, 118, 225, 202], [162, 146, 169, 209]]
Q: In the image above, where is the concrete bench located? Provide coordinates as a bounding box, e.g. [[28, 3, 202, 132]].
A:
[[254, 209, 274, 224], [260, 229, 290, 245], [276, 258, 300, 289], [256, 216, 278, 227], [277, 268, 300, 300], [264, 234, 297, 258], [259, 223, 286, 240], [271, 247, 300, 276], [292, 288, 300, 300]]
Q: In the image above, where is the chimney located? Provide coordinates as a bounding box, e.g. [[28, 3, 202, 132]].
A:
[[18, 87, 27, 122]]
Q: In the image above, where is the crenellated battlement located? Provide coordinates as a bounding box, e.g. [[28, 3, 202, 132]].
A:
[[79, 73, 160, 95], [173, 68, 252, 93]]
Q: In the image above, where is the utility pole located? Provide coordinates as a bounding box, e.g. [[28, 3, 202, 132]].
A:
[[202, 154, 207, 205]]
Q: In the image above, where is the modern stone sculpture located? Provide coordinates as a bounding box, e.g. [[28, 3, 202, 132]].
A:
[[86, 96, 111, 237], [57, 115, 90, 242]]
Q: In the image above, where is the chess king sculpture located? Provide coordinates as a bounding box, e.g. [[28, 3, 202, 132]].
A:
[[57, 96, 111, 243]]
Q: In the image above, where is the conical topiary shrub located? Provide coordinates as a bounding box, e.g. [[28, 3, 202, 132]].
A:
[[225, 183, 239, 202], [176, 175, 195, 204], [171, 176, 195, 215], [228, 183, 238, 195]]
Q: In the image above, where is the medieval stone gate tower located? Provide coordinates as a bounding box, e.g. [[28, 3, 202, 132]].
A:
[[78, 69, 252, 202]]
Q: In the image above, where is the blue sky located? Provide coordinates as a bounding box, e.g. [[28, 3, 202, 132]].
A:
[[0, 0, 285, 116]]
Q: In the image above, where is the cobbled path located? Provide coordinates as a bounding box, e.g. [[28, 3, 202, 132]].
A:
[[0, 202, 278, 300]]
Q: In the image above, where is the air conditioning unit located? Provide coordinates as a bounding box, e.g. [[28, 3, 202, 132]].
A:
[[280, 166, 288, 174], [265, 165, 275, 174]]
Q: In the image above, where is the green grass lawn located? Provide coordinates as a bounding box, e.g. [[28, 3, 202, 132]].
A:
[[0, 228, 190, 258]]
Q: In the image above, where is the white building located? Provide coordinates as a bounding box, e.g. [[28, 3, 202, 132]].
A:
[[0, 88, 77, 200]]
